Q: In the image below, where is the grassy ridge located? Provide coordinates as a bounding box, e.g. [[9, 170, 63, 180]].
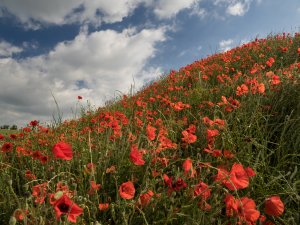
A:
[[0, 33, 300, 224]]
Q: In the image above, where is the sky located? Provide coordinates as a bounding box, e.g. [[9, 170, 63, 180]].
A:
[[0, 0, 300, 128]]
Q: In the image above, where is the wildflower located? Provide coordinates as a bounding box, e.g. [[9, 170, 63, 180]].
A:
[[99, 203, 110, 211], [53, 194, 83, 223], [257, 83, 266, 94], [138, 190, 154, 207], [32, 182, 48, 204], [0, 133, 4, 140], [88, 181, 101, 195], [146, 124, 157, 141], [225, 194, 260, 224], [236, 84, 249, 96], [1, 142, 13, 152], [9, 134, 17, 140], [106, 165, 116, 174], [206, 129, 219, 143], [129, 144, 145, 166], [182, 158, 196, 177], [25, 170, 36, 180], [119, 181, 135, 200], [226, 163, 249, 190], [224, 194, 238, 217], [266, 57, 275, 67], [29, 120, 39, 127], [245, 167, 256, 177], [270, 75, 281, 85], [22, 127, 31, 133], [52, 142, 73, 160], [181, 130, 197, 144], [127, 132, 137, 142], [238, 197, 260, 224], [84, 162, 95, 175], [193, 181, 211, 200], [163, 174, 187, 194], [223, 150, 234, 159], [215, 163, 250, 190], [264, 196, 284, 217], [77, 96, 82, 100], [13, 209, 27, 221]]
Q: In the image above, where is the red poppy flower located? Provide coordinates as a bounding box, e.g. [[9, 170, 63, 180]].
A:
[[182, 158, 192, 173], [163, 174, 187, 194], [236, 84, 249, 96], [1, 142, 13, 152], [77, 96, 82, 100], [129, 144, 145, 166], [245, 167, 256, 177], [53, 194, 83, 223], [32, 182, 48, 204], [264, 196, 284, 217], [194, 181, 211, 200], [119, 181, 135, 200], [206, 129, 219, 144], [225, 195, 260, 224], [88, 181, 101, 195], [257, 83, 265, 94], [181, 130, 197, 144], [52, 142, 73, 160], [146, 124, 156, 141], [224, 194, 238, 217], [138, 190, 154, 207], [0, 133, 4, 140], [29, 120, 39, 127], [226, 163, 249, 190], [238, 197, 260, 224], [99, 203, 109, 211], [215, 164, 249, 190]]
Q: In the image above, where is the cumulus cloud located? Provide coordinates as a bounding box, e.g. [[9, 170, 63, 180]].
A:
[[213, 0, 254, 17], [0, 40, 23, 58], [0, 27, 166, 127], [0, 0, 143, 27], [151, 0, 201, 19], [219, 39, 234, 52], [0, 0, 206, 28], [226, 2, 249, 16]]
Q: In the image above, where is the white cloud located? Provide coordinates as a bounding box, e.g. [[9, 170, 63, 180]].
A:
[[226, 2, 248, 16], [0, 0, 144, 27], [213, 0, 253, 17], [0, 0, 206, 28], [0, 27, 166, 127], [0, 41, 23, 58], [219, 39, 234, 52], [151, 0, 201, 19]]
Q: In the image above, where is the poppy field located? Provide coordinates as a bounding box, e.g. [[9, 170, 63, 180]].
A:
[[1, 33, 300, 224]]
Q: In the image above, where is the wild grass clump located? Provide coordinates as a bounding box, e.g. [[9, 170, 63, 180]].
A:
[[1, 33, 300, 224]]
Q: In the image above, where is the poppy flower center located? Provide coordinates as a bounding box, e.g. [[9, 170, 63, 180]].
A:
[[58, 203, 70, 213]]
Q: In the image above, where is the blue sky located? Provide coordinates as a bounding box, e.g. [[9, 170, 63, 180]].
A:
[[0, 0, 300, 127]]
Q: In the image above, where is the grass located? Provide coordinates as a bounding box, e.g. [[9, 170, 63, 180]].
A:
[[0, 129, 19, 135], [0, 33, 300, 225]]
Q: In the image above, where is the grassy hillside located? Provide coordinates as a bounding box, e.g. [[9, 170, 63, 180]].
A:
[[1, 33, 299, 225]]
